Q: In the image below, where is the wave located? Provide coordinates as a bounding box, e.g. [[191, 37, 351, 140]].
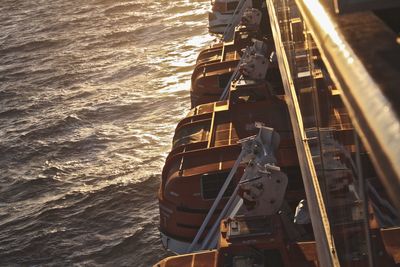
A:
[[0, 0, 210, 265], [0, 176, 167, 266], [0, 108, 28, 118], [103, 3, 143, 16], [0, 176, 66, 204], [0, 39, 64, 54], [21, 115, 86, 140]]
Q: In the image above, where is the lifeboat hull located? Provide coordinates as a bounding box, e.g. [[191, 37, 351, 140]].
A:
[[159, 81, 300, 252]]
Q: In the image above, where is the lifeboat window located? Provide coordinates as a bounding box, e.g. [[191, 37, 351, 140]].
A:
[[173, 124, 210, 149], [201, 171, 235, 199]]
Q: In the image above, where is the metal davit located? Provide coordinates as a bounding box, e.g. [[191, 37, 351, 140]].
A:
[[265, 0, 400, 266]]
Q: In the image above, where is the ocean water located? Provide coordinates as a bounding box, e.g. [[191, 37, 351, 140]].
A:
[[0, 0, 215, 265]]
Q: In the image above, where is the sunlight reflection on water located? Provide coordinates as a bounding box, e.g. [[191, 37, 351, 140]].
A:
[[0, 0, 214, 266]]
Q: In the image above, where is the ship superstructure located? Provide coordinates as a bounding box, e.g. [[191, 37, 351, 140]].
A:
[[155, 0, 400, 266]]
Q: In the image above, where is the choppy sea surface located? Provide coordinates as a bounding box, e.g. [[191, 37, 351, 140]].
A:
[[0, 0, 214, 265]]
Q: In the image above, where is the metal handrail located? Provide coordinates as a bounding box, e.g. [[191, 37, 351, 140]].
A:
[[265, 0, 340, 266], [294, 0, 400, 210]]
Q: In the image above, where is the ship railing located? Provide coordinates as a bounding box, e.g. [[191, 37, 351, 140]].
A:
[[265, 0, 400, 266], [289, 0, 400, 210], [265, 0, 341, 266]]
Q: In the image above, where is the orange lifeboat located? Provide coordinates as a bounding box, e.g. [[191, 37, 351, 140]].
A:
[[158, 79, 302, 253], [191, 8, 272, 107]]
